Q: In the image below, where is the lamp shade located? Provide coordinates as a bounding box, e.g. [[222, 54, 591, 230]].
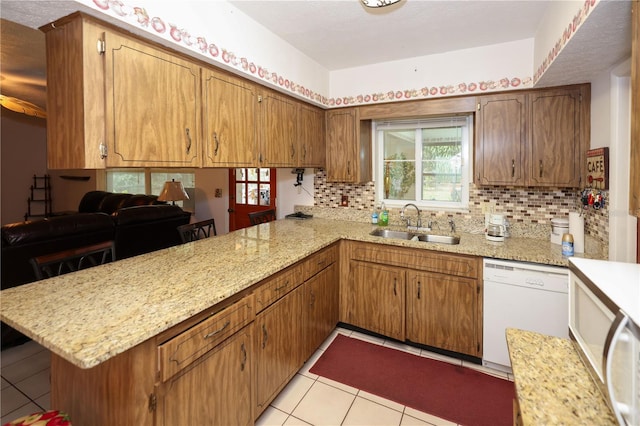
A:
[[157, 180, 189, 202]]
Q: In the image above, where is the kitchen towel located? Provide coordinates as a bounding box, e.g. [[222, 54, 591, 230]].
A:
[[569, 212, 585, 253]]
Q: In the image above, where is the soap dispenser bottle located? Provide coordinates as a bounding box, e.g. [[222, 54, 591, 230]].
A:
[[379, 202, 389, 226]]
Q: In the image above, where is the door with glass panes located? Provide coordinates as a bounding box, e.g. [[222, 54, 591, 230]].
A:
[[229, 168, 277, 231]]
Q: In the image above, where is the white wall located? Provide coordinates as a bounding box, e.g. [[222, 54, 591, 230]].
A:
[[533, 0, 596, 76], [0, 110, 47, 225], [194, 168, 229, 233], [75, 0, 330, 105], [330, 38, 535, 101], [276, 168, 315, 219], [590, 59, 637, 262]]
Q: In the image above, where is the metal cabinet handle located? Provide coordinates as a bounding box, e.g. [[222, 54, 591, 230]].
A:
[[203, 320, 230, 339], [539, 160, 543, 177], [291, 143, 295, 159], [347, 161, 351, 176], [417, 281, 421, 299], [393, 278, 397, 296], [262, 323, 268, 349], [303, 146, 307, 160], [99, 141, 107, 160], [310, 290, 316, 307], [213, 132, 220, 156], [240, 342, 247, 371], [274, 280, 289, 292], [185, 128, 192, 154], [511, 159, 515, 177]]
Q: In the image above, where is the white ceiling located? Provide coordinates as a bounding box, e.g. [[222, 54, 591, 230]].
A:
[[0, 0, 633, 111], [229, 0, 553, 71]]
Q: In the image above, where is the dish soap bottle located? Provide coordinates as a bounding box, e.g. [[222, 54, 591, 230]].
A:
[[379, 202, 389, 226], [371, 208, 379, 224]]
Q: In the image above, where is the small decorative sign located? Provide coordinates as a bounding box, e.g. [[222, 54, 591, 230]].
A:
[[586, 147, 609, 190]]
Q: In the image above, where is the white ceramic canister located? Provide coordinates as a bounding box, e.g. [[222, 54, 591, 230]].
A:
[[550, 217, 569, 245]]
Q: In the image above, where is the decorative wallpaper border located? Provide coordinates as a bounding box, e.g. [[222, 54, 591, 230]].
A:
[[88, 0, 599, 107]]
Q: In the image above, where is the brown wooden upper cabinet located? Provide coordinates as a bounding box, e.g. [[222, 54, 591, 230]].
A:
[[202, 70, 257, 167], [104, 31, 201, 168], [326, 108, 372, 183], [258, 90, 298, 167], [298, 103, 326, 167], [41, 14, 108, 169], [42, 13, 326, 170], [475, 84, 590, 188], [43, 13, 201, 169]]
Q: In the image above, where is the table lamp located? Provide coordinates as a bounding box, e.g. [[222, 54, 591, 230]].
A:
[[157, 179, 189, 205]]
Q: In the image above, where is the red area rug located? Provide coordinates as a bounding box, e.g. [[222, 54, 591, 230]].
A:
[[309, 334, 515, 426]]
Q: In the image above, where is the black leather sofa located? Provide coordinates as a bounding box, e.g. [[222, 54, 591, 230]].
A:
[[1, 191, 191, 349]]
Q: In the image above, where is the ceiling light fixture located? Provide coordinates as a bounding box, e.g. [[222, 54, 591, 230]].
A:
[[0, 95, 47, 118], [361, 0, 401, 7]]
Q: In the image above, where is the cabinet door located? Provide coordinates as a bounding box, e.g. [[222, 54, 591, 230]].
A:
[[255, 287, 303, 415], [528, 87, 584, 187], [104, 31, 201, 167], [155, 328, 252, 426], [298, 103, 326, 167], [259, 92, 297, 167], [326, 108, 372, 183], [202, 70, 257, 166], [303, 263, 339, 359], [347, 261, 404, 341], [406, 271, 480, 357], [476, 94, 526, 185]]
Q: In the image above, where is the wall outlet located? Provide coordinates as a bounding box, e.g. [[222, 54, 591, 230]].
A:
[[215, 188, 222, 198], [341, 195, 349, 207]]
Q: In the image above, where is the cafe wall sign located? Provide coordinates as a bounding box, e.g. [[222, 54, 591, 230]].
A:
[[586, 147, 609, 190]]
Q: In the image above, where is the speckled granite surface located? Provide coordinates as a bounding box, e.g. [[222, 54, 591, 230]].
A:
[[0, 218, 605, 369], [506, 328, 616, 425]]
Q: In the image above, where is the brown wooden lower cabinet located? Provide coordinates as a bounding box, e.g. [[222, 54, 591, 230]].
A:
[[49, 241, 481, 425], [342, 241, 482, 358], [255, 247, 339, 418], [302, 262, 339, 359], [406, 270, 480, 356], [347, 260, 405, 341], [254, 285, 304, 416], [155, 327, 253, 426]]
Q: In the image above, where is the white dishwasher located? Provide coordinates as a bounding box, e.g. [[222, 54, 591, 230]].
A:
[[483, 258, 569, 372]]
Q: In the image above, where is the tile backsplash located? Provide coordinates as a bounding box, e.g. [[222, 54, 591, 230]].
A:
[[308, 169, 608, 257]]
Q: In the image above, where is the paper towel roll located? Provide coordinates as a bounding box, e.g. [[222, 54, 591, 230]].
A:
[[569, 212, 585, 253]]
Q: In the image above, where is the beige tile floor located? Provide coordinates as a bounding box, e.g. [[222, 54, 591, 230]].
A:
[[1, 327, 512, 425]]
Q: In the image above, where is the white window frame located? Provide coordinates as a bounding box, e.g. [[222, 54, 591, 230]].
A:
[[105, 169, 195, 195], [373, 115, 473, 211]]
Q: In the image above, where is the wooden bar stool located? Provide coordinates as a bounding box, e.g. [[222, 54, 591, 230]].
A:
[[177, 218, 217, 243], [248, 209, 276, 225]]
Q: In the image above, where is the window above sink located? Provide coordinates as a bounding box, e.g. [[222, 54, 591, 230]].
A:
[[373, 115, 473, 212]]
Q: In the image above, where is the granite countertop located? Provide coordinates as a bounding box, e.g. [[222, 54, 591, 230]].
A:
[[0, 218, 604, 369], [506, 328, 616, 425]]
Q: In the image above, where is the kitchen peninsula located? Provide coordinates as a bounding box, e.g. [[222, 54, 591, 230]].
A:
[[0, 218, 604, 424]]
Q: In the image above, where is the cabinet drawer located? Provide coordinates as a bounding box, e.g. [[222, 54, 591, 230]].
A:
[[302, 245, 338, 281], [255, 267, 302, 312], [350, 242, 479, 279], [158, 294, 255, 382]]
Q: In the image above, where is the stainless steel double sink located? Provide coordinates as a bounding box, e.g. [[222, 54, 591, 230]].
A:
[[369, 229, 460, 245]]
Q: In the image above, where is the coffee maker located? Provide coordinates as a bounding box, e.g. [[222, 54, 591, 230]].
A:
[[485, 213, 507, 242]]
